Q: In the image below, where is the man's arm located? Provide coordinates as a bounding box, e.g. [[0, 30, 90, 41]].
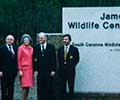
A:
[[0, 46, 3, 77], [33, 45, 38, 75], [50, 45, 57, 76], [74, 47, 80, 66]]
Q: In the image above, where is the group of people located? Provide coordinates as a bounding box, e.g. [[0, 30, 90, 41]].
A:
[[0, 32, 80, 100]]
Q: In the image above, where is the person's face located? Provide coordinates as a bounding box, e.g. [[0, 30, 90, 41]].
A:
[[63, 36, 70, 45], [38, 35, 46, 44], [6, 35, 14, 45], [23, 38, 30, 46]]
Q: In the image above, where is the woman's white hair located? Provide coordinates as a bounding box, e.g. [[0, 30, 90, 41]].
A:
[[21, 34, 31, 42]]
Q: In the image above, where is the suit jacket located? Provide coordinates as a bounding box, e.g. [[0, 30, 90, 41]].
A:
[[58, 45, 79, 76], [0, 44, 18, 76], [33, 43, 56, 76]]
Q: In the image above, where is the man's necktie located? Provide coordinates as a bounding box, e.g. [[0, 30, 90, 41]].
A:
[[64, 46, 68, 61], [41, 45, 45, 56], [9, 45, 15, 59], [42, 45, 45, 52]]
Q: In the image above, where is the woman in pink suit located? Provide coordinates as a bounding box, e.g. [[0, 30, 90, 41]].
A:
[[18, 34, 34, 100]]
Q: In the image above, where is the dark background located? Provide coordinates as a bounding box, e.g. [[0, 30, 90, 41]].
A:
[[0, 0, 119, 44]]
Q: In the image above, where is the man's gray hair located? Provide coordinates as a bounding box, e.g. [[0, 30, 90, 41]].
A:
[[38, 32, 46, 37], [6, 34, 14, 41]]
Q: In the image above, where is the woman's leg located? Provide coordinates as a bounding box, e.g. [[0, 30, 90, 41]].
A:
[[22, 87, 29, 100]]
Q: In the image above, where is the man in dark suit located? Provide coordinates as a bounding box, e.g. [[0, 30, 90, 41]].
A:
[[0, 34, 18, 100], [33, 32, 56, 100], [58, 34, 79, 100]]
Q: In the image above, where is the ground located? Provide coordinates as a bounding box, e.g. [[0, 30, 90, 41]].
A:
[[1, 75, 120, 100]]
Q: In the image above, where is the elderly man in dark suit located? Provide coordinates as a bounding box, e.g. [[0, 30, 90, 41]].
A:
[[58, 34, 79, 100], [33, 32, 56, 100], [0, 34, 18, 100]]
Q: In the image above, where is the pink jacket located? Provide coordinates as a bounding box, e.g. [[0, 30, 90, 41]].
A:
[[18, 44, 33, 71]]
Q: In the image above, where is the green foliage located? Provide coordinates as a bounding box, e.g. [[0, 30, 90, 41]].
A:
[[47, 34, 63, 49], [0, 0, 120, 45]]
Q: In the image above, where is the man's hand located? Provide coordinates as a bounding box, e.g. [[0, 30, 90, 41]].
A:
[[34, 71, 38, 76], [50, 71, 55, 76], [0, 72, 3, 77]]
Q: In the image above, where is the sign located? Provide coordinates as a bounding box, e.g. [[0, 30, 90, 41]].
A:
[[63, 7, 120, 92]]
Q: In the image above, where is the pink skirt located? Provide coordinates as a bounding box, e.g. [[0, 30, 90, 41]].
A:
[[20, 69, 34, 87]]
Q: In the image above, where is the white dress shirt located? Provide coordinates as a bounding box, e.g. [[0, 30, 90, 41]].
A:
[[40, 42, 47, 51], [6, 44, 15, 54], [64, 44, 70, 53]]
